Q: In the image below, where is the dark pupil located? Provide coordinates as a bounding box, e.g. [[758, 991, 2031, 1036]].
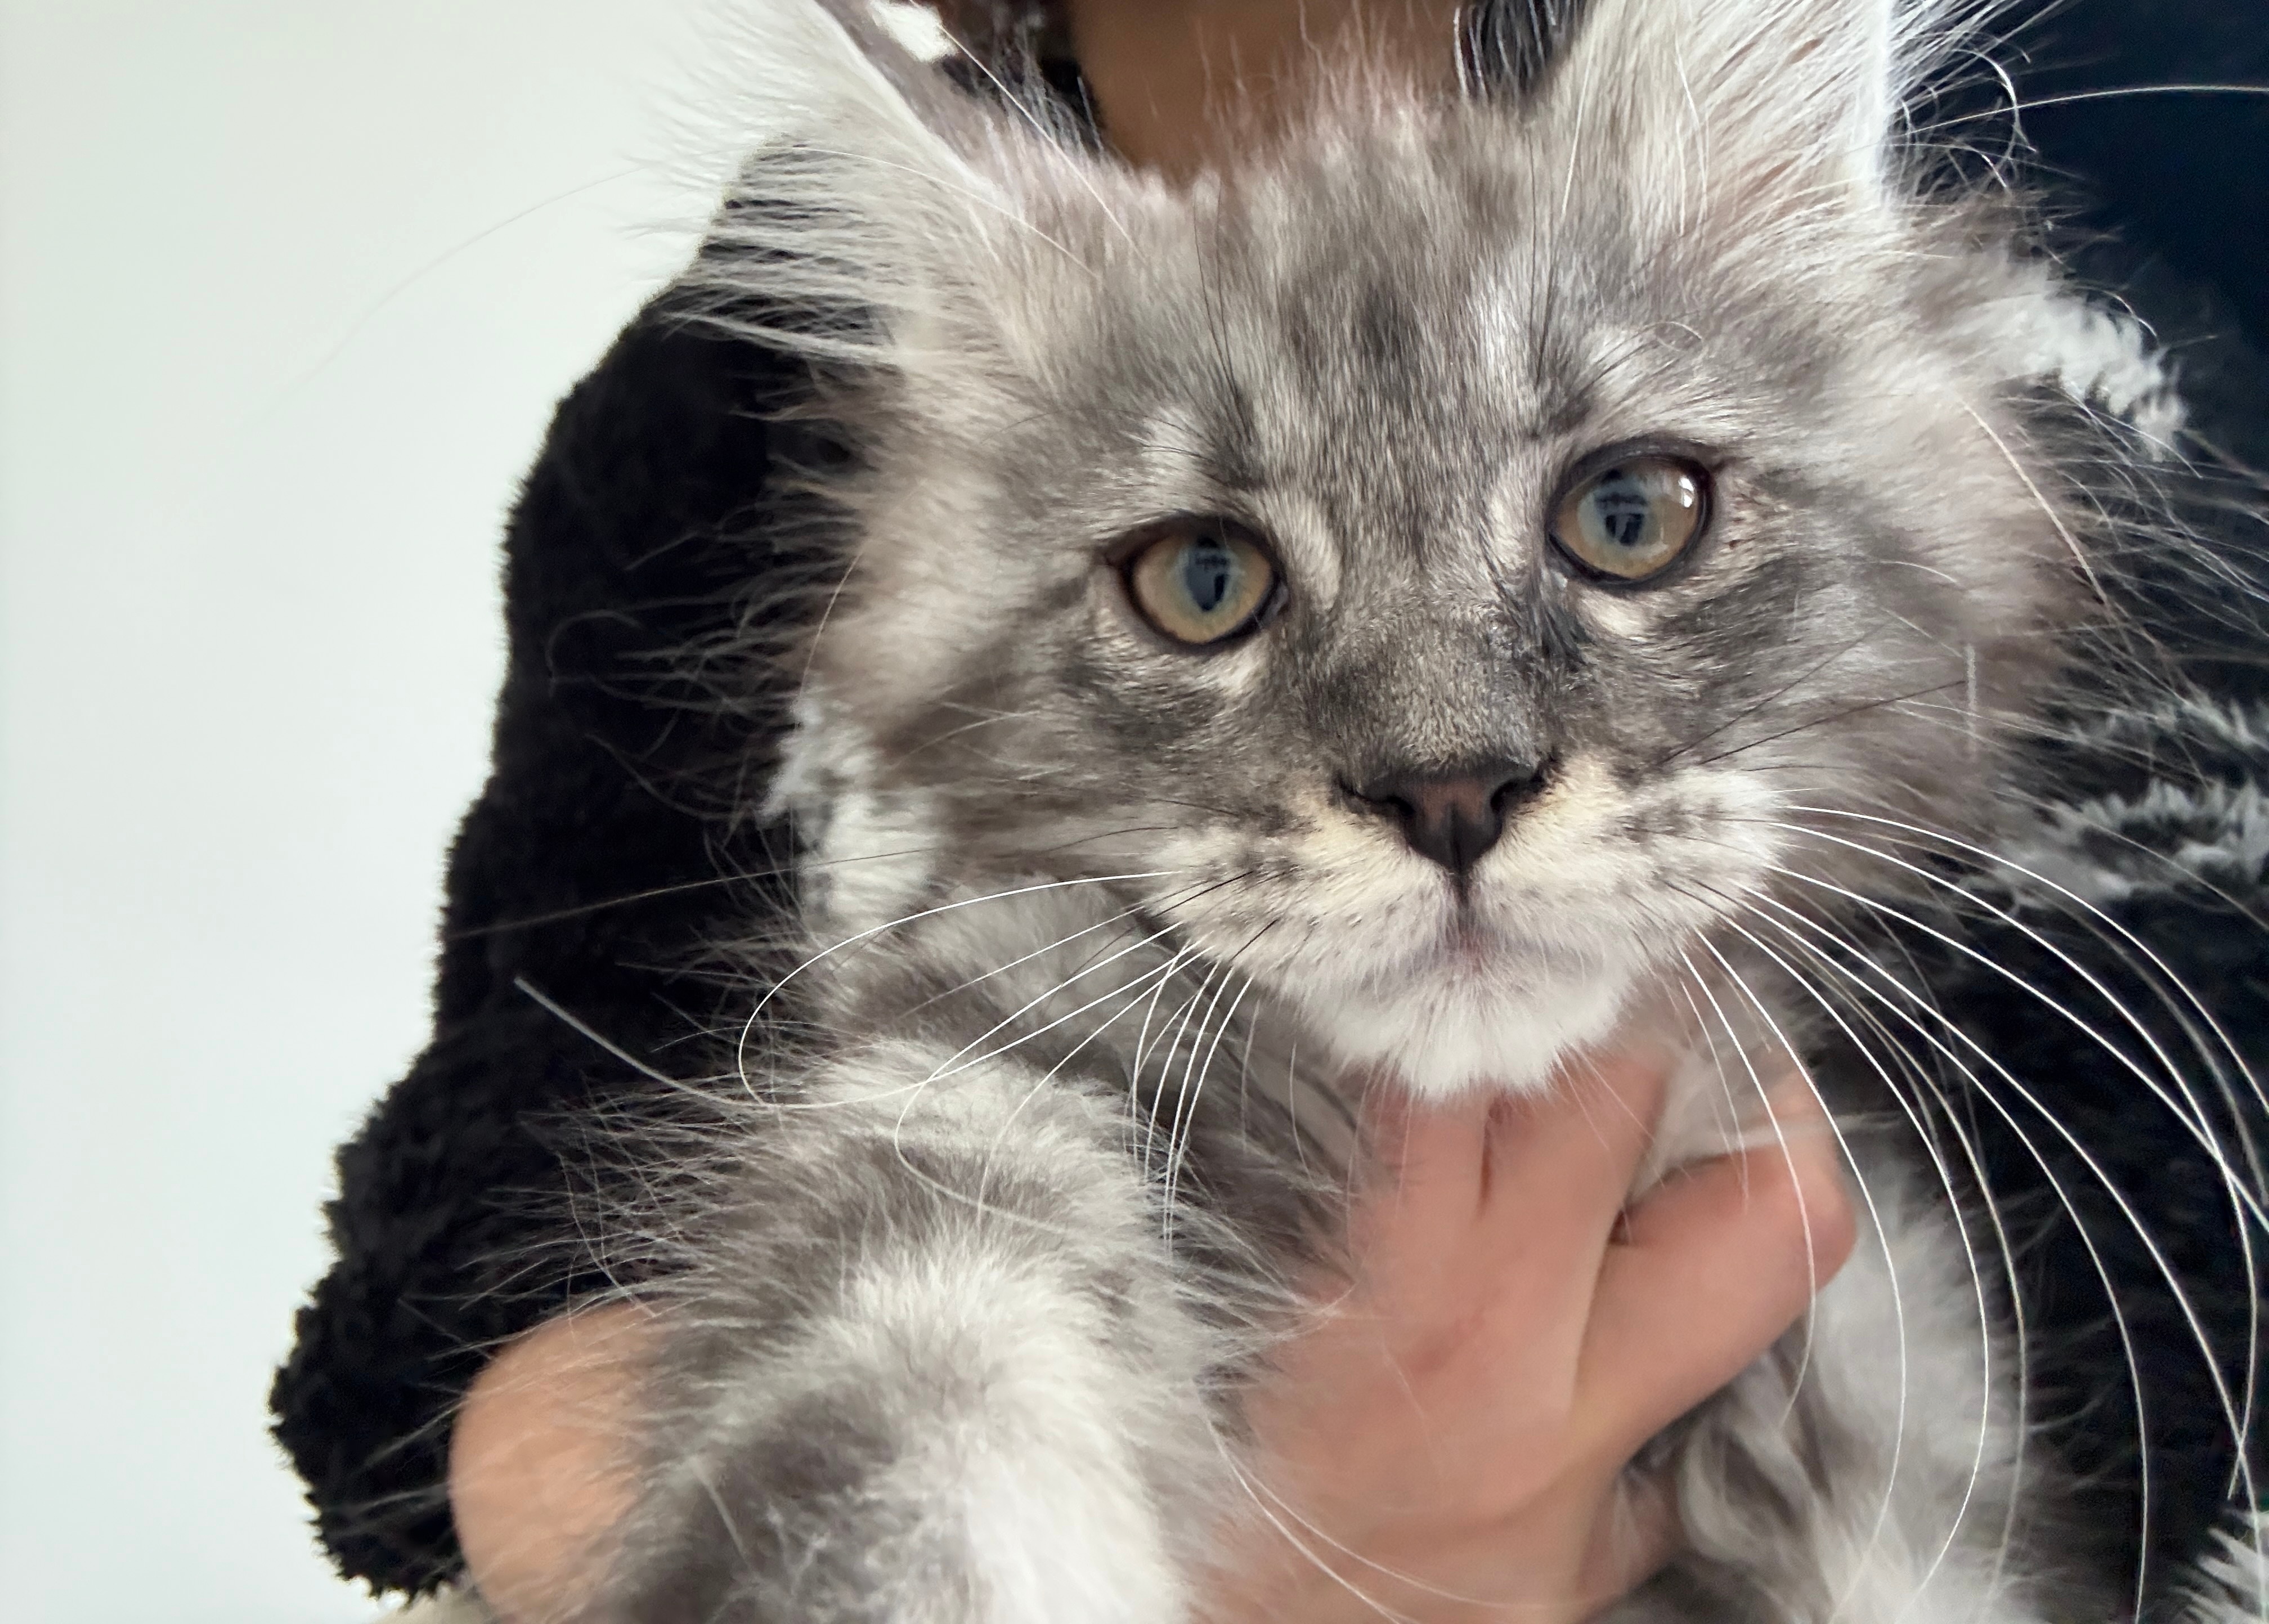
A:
[[1589, 470, 1654, 550], [1180, 539, 1237, 614]]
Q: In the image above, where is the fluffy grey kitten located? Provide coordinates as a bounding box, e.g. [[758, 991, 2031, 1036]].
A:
[[568, 1, 2254, 1619]]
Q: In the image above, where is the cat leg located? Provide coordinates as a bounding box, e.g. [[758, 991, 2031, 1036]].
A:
[[584, 1040, 1235, 1624]]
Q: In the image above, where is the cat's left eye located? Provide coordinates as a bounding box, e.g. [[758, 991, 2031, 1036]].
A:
[[1123, 522, 1281, 647], [1549, 454, 1711, 583]]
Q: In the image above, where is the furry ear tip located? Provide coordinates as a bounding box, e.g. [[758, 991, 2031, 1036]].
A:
[[1459, 0, 1594, 102], [1535, 0, 1942, 212], [796, 0, 943, 85]]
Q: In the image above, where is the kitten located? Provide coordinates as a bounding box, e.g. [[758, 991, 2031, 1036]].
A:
[[570, 1, 2255, 1618]]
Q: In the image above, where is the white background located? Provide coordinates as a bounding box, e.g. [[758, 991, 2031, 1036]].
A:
[[0, 3, 735, 1617]]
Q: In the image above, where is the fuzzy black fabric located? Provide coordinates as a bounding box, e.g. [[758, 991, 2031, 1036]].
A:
[[271, 5, 2269, 1606], [268, 318, 833, 1589]]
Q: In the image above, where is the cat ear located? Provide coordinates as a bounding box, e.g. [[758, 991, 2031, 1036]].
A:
[[1543, 0, 1926, 220], [681, 1, 1073, 364], [1459, 0, 1594, 103]]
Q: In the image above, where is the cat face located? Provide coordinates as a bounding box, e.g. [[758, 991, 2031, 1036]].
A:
[[742, 0, 2101, 1092]]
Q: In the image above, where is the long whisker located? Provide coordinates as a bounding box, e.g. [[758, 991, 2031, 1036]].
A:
[[511, 975, 687, 1087], [1686, 678, 1975, 772], [1916, 82, 2269, 134], [1759, 863, 2261, 1590], [1739, 890, 2165, 1615], [1692, 938, 1854, 1411], [1681, 943, 1917, 1614], [1696, 899, 2022, 1603], [1140, 959, 1222, 1185], [1649, 631, 1885, 771], [1786, 801, 2269, 1491], [1200, 1415, 1424, 1623], [1787, 804, 2269, 1177], [1767, 823, 2268, 1236], [976, 962, 1213, 1219], [905, 868, 1267, 1085], [1163, 966, 1263, 1245], [733, 869, 1180, 1090]]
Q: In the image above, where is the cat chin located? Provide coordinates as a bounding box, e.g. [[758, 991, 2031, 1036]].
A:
[[1295, 964, 1635, 1101]]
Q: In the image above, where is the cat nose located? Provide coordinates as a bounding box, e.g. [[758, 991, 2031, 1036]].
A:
[[1349, 760, 1551, 877]]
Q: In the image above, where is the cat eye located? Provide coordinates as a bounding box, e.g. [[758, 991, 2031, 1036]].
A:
[[1549, 453, 1711, 583], [1122, 521, 1281, 647]]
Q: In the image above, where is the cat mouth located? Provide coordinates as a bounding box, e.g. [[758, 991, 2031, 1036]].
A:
[[1413, 917, 1522, 979], [1402, 906, 1604, 983]]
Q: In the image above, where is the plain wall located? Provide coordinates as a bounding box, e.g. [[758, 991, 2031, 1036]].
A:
[[0, 3, 726, 1617]]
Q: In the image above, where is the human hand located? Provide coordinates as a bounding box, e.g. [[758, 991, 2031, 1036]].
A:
[[1201, 1049, 1855, 1623], [449, 1049, 1854, 1624], [450, 1303, 651, 1624]]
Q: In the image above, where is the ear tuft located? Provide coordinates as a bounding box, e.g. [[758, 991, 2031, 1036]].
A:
[[667, 1, 1037, 366], [1548, 0, 1962, 222], [1460, 0, 1594, 102], [669, 2, 1113, 367]]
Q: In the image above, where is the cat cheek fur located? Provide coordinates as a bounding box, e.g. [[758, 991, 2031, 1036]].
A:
[[581, 0, 2227, 1617]]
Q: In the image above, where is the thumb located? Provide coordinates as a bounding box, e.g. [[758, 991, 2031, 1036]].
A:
[[1574, 1076, 1857, 1459]]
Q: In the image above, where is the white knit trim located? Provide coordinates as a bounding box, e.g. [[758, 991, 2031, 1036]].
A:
[[2178, 1509, 2269, 1623]]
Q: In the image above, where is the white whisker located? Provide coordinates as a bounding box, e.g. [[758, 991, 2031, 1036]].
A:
[[1702, 900, 2024, 1607]]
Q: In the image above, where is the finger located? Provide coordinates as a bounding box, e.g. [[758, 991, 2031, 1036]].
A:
[[1479, 1045, 1674, 1250], [1400, 1048, 1674, 1379], [1357, 1082, 1495, 1272], [1575, 1074, 1858, 1457], [451, 1304, 657, 1624], [1574, 1469, 1681, 1611]]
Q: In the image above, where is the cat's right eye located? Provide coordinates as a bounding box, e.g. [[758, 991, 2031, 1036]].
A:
[[1122, 521, 1282, 647], [1549, 453, 1711, 584]]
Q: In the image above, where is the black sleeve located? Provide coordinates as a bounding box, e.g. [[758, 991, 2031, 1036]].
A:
[[268, 304, 829, 1594]]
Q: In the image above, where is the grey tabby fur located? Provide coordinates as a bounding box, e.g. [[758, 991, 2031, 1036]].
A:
[[566, 1, 2266, 1619]]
